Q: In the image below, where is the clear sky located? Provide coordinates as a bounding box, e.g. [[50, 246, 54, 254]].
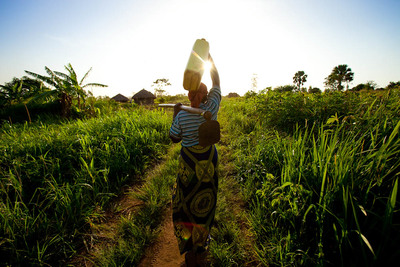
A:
[[1, 0, 399, 97]]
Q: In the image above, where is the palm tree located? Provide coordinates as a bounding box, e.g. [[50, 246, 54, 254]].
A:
[[25, 64, 107, 117], [293, 71, 308, 92], [324, 64, 354, 91]]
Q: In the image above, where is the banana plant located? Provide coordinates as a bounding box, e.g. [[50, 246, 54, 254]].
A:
[[25, 64, 107, 117]]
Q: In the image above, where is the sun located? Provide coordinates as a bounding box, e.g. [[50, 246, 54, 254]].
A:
[[203, 60, 212, 73]]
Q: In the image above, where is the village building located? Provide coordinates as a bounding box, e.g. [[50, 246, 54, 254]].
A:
[[132, 89, 156, 105], [111, 93, 130, 103]]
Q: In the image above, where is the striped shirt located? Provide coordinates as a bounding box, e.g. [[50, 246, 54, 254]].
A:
[[170, 86, 221, 147]]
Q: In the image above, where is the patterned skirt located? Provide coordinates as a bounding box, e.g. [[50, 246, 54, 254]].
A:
[[172, 145, 218, 254]]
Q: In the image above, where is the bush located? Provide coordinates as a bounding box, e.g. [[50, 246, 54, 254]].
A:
[[0, 101, 62, 124], [229, 89, 400, 266]]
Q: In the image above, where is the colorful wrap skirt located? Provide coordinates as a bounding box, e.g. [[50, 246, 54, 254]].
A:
[[172, 145, 218, 254]]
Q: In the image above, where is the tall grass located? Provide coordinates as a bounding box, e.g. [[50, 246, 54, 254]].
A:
[[228, 89, 400, 266], [92, 144, 180, 266], [0, 107, 171, 266]]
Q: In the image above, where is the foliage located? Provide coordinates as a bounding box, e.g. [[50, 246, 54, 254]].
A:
[[308, 86, 321, 94], [154, 93, 188, 105], [386, 81, 400, 90], [274, 84, 296, 92], [227, 89, 400, 266], [152, 78, 171, 98], [0, 107, 171, 266], [293, 71, 308, 92], [251, 73, 258, 92], [251, 89, 398, 134], [0, 77, 49, 108], [352, 81, 378, 91], [92, 145, 180, 266], [324, 64, 354, 91], [25, 64, 107, 117], [0, 101, 62, 124]]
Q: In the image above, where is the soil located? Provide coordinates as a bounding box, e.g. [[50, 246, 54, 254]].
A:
[[137, 204, 185, 267], [68, 187, 145, 267]]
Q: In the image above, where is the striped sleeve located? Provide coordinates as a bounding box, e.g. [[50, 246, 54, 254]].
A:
[[169, 85, 221, 147], [170, 113, 182, 139], [201, 85, 221, 120]]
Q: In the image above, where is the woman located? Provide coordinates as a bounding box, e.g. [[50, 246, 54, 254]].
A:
[[169, 54, 221, 267]]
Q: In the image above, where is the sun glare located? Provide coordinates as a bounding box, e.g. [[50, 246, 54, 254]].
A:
[[203, 61, 212, 73]]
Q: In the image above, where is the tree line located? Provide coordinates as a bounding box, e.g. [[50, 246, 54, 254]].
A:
[[0, 64, 107, 118], [276, 64, 399, 93], [2, 63, 399, 118]]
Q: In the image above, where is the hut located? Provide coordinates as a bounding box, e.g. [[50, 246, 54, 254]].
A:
[[132, 89, 156, 105], [111, 93, 130, 103], [226, 92, 240, 98]]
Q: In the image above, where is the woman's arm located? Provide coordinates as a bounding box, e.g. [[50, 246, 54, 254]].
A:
[[209, 54, 220, 89]]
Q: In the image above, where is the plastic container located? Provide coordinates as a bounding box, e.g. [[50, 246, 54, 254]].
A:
[[183, 39, 209, 91]]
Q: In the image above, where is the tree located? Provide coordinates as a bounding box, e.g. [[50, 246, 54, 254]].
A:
[[324, 64, 354, 91], [386, 81, 400, 90], [251, 73, 258, 92], [25, 64, 107, 117], [54, 64, 107, 108], [274, 85, 296, 92], [351, 81, 377, 91], [308, 86, 321, 94], [152, 78, 171, 97], [293, 71, 307, 91], [0, 76, 48, 107], [0, 79, 24, 106]]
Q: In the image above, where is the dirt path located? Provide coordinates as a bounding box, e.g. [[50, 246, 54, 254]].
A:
[[69, 143, 186, 266], [70, 140, 251, 266], [68, 186, 145, 267], [137, 204, 185, 267]]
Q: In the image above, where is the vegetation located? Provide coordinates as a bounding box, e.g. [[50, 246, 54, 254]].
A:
[[89, 144, 180, 266], [0, 76, 48, 107], [274, 84, 297, 92], [25, 63, 107, 117], [225, 88, 400, 266], [293, 71, 308, 92], [152, 78, 171, 98], [0, 106, 171, 266], [324, 64, 354, 91], [1, 63, 399, 266]]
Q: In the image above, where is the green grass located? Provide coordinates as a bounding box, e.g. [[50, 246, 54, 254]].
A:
[[90, 144, 180, 266], [1, 89, 399, 266], [226, 89, 400, 266], [0, 107, 172, 266], [206, 100, 260, 266]]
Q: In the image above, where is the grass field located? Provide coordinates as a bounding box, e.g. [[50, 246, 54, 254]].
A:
[[224, 89, 400, 266], [0, 106, 171, 266], [1, 89, 399, 266]]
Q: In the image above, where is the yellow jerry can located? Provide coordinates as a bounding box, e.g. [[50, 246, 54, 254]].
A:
[[183, 39, 209, 91]]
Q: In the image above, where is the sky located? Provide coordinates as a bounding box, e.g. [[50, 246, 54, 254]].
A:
[[1, 0, 399, 97]]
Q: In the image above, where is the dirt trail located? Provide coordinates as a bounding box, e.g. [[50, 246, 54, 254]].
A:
[[69, 187, 144, 267], [71, 141, 250, 266], [69, 145, 185, 266], [137, 204, 185, 267]]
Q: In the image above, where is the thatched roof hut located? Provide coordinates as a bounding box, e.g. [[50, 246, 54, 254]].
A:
[[226, 92, 240, 98], [111, 93, 130, 103], [132, 89, 156, 105]]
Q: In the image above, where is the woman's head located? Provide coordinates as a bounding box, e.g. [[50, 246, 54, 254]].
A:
[[188, 83, 208, 108]]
